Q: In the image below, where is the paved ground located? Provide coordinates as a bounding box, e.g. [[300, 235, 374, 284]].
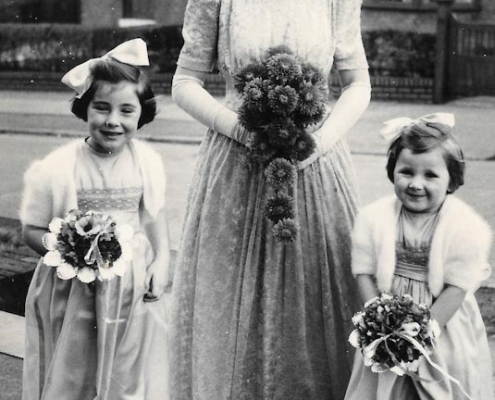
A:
[[0, 90, 494, 398], [1, 89, 495, 280]]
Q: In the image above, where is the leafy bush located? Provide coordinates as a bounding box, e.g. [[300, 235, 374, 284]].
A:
[[0, 25, 435, 78], [0, 24, 91, 72], [362, 30, 436, 78], [0, 24, 183, 73]]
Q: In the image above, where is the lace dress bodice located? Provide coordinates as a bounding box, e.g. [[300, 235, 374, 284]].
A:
[[179, 0, 368, 107]]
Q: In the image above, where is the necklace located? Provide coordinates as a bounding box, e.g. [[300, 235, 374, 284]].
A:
[[84, 138, 123, 184], [85, 137, 119, 157]]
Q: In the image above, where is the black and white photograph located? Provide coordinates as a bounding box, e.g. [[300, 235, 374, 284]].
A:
[[0, 0, 494, 399]]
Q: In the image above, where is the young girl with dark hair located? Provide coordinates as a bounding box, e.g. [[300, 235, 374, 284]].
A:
[[21, 39, 170, 400], [345, 113, 493, 400]]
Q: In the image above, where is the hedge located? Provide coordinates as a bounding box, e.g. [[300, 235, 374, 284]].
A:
[[0, 24, 436, 78]]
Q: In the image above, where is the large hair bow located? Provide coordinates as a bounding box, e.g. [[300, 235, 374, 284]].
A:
[[61, 38, 150, 98], [380, 113, 455, 143]]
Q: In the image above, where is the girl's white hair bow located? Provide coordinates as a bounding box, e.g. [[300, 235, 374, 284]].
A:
[[61, 38, 150, 98], [380, 113, 455, 143]]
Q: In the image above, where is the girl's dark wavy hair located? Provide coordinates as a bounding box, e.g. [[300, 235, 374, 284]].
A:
[[71, 58, 156, 129], [386, 122, 465, 193]]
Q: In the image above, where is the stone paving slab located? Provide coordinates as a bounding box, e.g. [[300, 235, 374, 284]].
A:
[[0, 311, 24, 359]]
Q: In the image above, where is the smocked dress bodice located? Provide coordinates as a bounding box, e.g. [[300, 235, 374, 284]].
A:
[[392, 208, 441, 307], [75, 141, 143, 231]]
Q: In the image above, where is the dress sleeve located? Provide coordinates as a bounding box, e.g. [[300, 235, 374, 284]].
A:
[[177, 0, 221, 72], [443, 211, 492, 292], [20, 160, 54, 228], [333, 0, 368, 71]]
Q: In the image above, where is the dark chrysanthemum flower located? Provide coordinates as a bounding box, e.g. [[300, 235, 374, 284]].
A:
[[265, 193, 295, 222], [267, 85, 299, 115], [246, 132, 277, 164], [297, 81, 327, 117], [272, 218, 298, 242], [265, 158, 296, 189], [243, 78, 265, 103], [301, 62, 327, 86], [292, 131, 316, 161], [264, 118, 299, 149], [235, 63, 266, 93], [266, 53, 302, 85], [238, 101, 269, 132]]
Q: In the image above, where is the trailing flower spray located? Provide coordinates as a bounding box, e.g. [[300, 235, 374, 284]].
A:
[[235, 46, 328, 242]]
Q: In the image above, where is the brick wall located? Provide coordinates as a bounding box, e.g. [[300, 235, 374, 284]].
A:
[[154, 0, 187, 26], [361, 9, 437, 34], [0, 71, 433, 103], [80, 0, 123, 27]]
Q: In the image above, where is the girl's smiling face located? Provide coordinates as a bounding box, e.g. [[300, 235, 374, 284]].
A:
[[87, 81, 142, 154], [393, 147, 452, 214]]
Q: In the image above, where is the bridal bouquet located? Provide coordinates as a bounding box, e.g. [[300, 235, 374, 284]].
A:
[[348, 293, 440, 376], [42, 209, 133, 283], [235, 45, 328, 242]]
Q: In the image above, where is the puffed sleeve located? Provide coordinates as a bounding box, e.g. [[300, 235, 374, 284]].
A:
[[351, 209, 377, 276], [177, 0, 221, 72], [443, 209, 492, 292], [333, 0, 368, 71], [20, 160, 54, 228]]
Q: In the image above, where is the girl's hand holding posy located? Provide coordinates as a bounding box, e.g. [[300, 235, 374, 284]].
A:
[[144, 257, 170, 302]]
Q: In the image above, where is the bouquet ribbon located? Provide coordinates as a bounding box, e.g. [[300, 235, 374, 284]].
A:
[[365, 330, 474, 400], [84, 232, 106, 269]]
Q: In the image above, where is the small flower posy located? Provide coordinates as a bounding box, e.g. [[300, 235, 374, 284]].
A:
[[235, 45, 328, 242], [42, 210, 133, 283], [348, 293, 440, 376]]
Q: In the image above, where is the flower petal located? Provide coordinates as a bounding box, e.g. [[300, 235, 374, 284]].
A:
[[57, 262, 77, 280], [348, 330, 361, 348], [389, 365, 406, 376], [43, 233, 59, 251], [401, 322, 421, 337], [43, 250, 63, 267], [48, 218, 64, 234], [77, 267, 96, 283], [352, 311, 365, 326], [98, 266, 116, 281]]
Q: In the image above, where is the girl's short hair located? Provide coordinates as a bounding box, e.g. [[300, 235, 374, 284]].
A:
[[385, 122, 465, 193], [71, 58, 156, 129]]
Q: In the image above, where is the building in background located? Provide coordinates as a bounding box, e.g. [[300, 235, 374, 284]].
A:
[[0, 0, 493, 28], [0, 0, 187, 26]]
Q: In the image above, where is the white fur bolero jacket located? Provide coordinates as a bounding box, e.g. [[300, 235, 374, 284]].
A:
[[20, 139, 166, 229], [351, 195, 492, 297]]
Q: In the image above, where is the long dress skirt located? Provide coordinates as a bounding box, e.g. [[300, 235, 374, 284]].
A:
[[345, 274, 494, 400], [22, 233, 169, 400], [170, 130, 361, 399]]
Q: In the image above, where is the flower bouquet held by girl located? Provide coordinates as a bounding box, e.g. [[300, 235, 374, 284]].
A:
[[348, 293, 440, 376], [42, 209, 133, 283], [235, 46, 328, 242]]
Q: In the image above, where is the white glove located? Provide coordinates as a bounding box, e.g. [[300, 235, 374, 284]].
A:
[[172, 73, 248, 144], [297, 81, 371, 170]]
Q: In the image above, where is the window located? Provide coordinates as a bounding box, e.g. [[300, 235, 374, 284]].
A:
[[0, 0, 80, 23], [363, 0, 481, 12]]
